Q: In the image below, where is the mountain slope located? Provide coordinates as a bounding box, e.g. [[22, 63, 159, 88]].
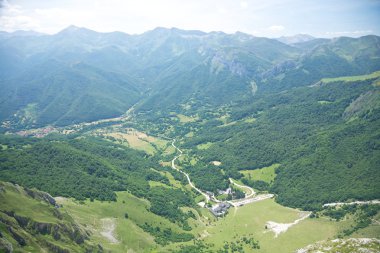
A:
[[260, 35, 380, 92], [1, 60, 142, 128], [0, 135, 156, 201], [181, 74, 380, 210], [0, 181, 100, 253], [1, 27, 379, 128], [0, 27, 301, 127]]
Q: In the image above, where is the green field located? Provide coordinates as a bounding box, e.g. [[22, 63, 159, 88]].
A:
[[321, 70, 380, 83], [57, 191, 205, 253], [162, 144, 176, 156], [100, 129, 171, 155], [241, 164, 281, 183], [244, 117, 257, 123], [351, 211, 380, 238], [2, 180, 378, 253], [57, 194, 367, 253], [177, 114, 198, 123], [103, 132, 156, 155], [203, 199, 350, 253], [148, 181, 173, 188], [197, 142, 213, 150], [57, 193, 154, 252]]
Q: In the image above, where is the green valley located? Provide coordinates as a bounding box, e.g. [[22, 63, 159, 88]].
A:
[[0, 25, 379, 253]]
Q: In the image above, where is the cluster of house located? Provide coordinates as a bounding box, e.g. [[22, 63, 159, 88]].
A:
[[205, 187, 232, 199], [218, 187, 232, 195], [16, 126, 56, 138], [210, 202, 231, 217]]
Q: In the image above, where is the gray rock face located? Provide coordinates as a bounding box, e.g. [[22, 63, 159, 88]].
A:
[[7, 226, 26, 246], [0, 237, 13, 253], [24, 188, 56, 206]]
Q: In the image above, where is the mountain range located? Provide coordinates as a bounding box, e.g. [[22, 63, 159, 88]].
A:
[[0, 26, 380, 252], [1, 26, 379, 129]]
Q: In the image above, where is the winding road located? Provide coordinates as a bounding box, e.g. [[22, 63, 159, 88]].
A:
[[229, 178, 256, 198], [170, 139, 273, 207], [171, 140, 211, 203]]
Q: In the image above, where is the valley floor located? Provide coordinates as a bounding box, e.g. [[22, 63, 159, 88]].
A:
[[2, 117, 379, 252], [56, 192, 379, 253]]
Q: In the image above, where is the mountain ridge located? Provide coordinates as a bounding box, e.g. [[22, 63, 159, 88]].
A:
[[0, 25, 379, 253], [2, 25, 375, 40], [0, 26, 379, 129]]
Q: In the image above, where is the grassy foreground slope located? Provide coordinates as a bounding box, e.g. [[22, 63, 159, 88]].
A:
[[203, 199, 342, 253], [56, 191, 205, 253], [0, 181, 101, 253], [55, 196, 380, 253]]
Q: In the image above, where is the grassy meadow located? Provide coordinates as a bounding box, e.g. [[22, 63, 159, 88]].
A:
[[241, 164, 281, 183], [321, 70, 380, 83], [57, 191, 207, 253], [203, 199, 350, 253], [55, 192, 369, 253]]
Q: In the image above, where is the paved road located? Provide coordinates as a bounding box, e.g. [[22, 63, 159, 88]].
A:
[[228, 194, 274, 207], [171, 140, 211, 203], [229, 178, 256, 198], [170, 139, 273, 207], [323, 200, 380, 207]]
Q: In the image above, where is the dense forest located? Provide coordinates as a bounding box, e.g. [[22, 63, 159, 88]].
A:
[[0, 135, 151, 200], [0, 135, 196, 224], [178, 78, 380, 210]]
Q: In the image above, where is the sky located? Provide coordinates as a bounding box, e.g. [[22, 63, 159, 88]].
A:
[[0, 0, 379, 38]]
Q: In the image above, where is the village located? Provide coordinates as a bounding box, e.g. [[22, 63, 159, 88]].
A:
[[200, 186, 274, 217]]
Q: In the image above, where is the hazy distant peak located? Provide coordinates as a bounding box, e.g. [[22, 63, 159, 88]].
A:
[[174, 28, 206, 36], [277, 34, 315, 44], [57, 25, 98, 35], [60, 25, 82, 32], [144, 27, 206, 37], [234, 31, 253, 36], [234, 31, 255, 41], [209, 31, 227, 35]]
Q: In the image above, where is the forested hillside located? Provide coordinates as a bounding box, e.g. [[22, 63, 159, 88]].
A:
[[0, 135, 198, 227], [0, 135, 151, 200], [0, 26, 379, 252], [180, 74, 380, 210], [1, 27, 379, 129], [1, 27, 379, 209]]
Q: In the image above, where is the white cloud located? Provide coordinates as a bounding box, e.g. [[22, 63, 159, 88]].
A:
[[0, 0, 262, 34], [217, 7, 227, 14], [0, 0, 22, 14], [325, 30, 373, 37], [0, 0, 41, 31], [0, 0, 378, 38], [240, 1, 248, 9], [269, 25, 285, 32], [33, 8, 96, 32], [0, 15, 39, 30]]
